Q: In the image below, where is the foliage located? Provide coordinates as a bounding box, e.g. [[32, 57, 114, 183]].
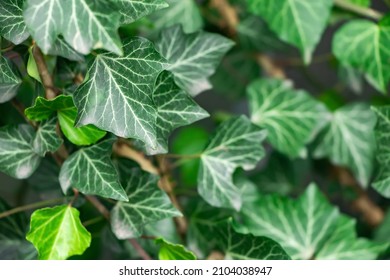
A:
[[0, 0, 389, 260]]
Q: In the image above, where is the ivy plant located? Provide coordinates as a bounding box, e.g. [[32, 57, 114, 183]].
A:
[[0, 0, 390, 260]]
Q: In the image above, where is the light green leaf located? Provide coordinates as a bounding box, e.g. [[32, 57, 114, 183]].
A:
[[218, 220, 291, 260], [0, 124, 41, 179], [156, 25, 234, 96], [247, 78, 329, 158], [25, 95, 74, 121], [236, 184, 339, 259], [316, 215, 387, 259], [115, 0, 168, 25], [59, 139, 128, 201], [372, 106, 390, 198], [74, 38, 167, 148], [150, 0, 203, 33], [199, 116, 267, 210], [247, 0, 333, 63], [333, 18, 390, 93], [26, 205, 91, 260], [314, 104, 376, 187], [58, 106, 106, 146], [23, 0, 123, 55], [137, 71, 209, 155], [0, 0, 29, 44], [111, 169, 182, 239], [155, 238, 197, 260], [0, 56, 21, 103], [33, 117, 63, 156]]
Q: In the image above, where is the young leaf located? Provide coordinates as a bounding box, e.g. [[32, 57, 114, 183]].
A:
[[137, 71, 209, 155], [58, 106, 106, 146], [26, 205, 91, 260], [73, 38, 167, 148], [150, 0, 203, 33], [23, 0, 123, 55], [156, 25, 234, 96], [116, 0, 168, 25], [0, 56, 22, 104], [247, 0, 333, 63], [0, 124, 41, 179], [314, 103, 376, 187], [110, 169, 182, 239], [0, 0, 29, 44], [155, 238, 197, 260], [316, 215, 387, 259], [198, 116, 267, 210], [247, 78, 329, 158], [33, 117, 63, 156], [372, 106, 390, 198], [59, 139, 128, 201], [333, 18, 390, 93], [25, 95, 74, 121]]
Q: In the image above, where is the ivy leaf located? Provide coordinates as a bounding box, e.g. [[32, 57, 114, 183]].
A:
[[199, 116, 267, 210], [247, 0, 333, 63], [74, 38, 167, 148], [247, 78, 329, 158], [47, 38, 84, 62], [333, 18, 390, 93], [0, 124, 41, 179], [110, 169, 182, 239], [116, 0, 168, 25], [0, 56, 22, 104], [59, 139, 128, 201], [0, 0, 29, 45], [314, 104, 376, 187], [372, 106, 390, 198], [156, 25, 234, 96], [137, 71, 209, 155], [25, 95, 74, 121], [33, 117, 63, 156], [155, 238, 197, 260], [26, 205, 91, 260], [316, 215, 387, 259], [217, 220, 291, 260], [58, 106, 106, 146], [23, 0, 123, 55], [150, 0, 203, 33]]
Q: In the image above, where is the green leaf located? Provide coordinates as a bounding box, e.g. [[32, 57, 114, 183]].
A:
[[23, 0, 123, 55], [116, 0, 168, 25], [59, 139, 128, 201], [0, 0, 29, 44], [0, 198, 36, 260], [150, 0, 203, 33], [314, 104, 376, 187], [218, 220, 291, 260], [0, 124, 41, 179], [155, 238, 197, 260], [375, 209, 390, 243], [58, 106, 106, 146], [316, 215, 387, 259], [199, 116, 267, 210], [247, 0, 333, 63], [333, 18, 390, 93], [25, 95, 74, 121], [110, 169, 182, 239], [372, 106, 390, 198], [156, 25, 234, 96], [33, 117, 63, 156], [74, 38, 166, 148], [26, 205, 91, 260], [247, 78, 329, 158], [47, 38, 84, 62], [137, 71, 209, 155], [0, 56, 21, 103]]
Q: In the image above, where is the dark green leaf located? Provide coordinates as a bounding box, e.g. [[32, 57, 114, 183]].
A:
[[117, 0, 168, 25], [0, 56, 21, 104], [0, 0, 29, 44], [33, 117, 63, 156]]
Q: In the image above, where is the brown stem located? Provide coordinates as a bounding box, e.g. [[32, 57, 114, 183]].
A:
[[255, 54, 286, 79], [210, 0, 239, 37], [11, 99, 37, 128], [334, 0, 383, 20], [31, 45, 57, 99], [129, 239, 152, 260]]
